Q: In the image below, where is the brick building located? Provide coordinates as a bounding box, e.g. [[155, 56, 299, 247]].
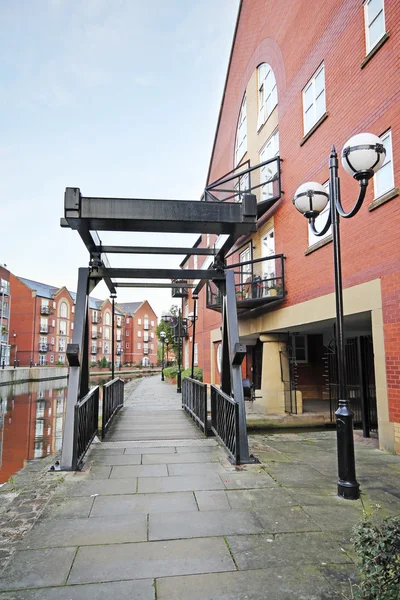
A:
[[8, 276, 158, 368], [118, 301, 158, 367], [0, 265, 11, 366], [188, 0, 400, 453]]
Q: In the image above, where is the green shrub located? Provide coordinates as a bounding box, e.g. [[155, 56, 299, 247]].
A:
[[97, 357, 108, 369], [163, 366, 178, 379], [352, 511, 400, 599], [182, 368, 203, 382]]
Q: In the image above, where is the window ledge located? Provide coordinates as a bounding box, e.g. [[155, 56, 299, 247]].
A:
[[369, 187, 399, 211], [300, 112, 329, 147], [304, 234, 333, 255], [361, 31, 390, 69]]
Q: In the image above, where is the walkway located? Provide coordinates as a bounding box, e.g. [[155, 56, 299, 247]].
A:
[[1, 376, 400, 599]]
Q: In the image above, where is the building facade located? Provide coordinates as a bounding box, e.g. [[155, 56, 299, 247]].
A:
[[0, 265, 11, 366], [118, 301, 158, 367], [191, 0, 400, 453]]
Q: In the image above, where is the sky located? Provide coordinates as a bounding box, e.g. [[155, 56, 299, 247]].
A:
[[0, 0, 239, 318]]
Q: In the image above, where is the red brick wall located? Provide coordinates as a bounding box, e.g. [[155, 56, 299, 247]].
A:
[[9, 275, 36, 366], [198, 0, 400, 421]]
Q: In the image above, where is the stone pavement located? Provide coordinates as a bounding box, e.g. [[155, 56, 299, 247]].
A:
[[0, 376, 399, 599]]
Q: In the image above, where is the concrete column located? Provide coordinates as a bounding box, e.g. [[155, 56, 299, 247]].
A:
[[258, 334, 287, 415]]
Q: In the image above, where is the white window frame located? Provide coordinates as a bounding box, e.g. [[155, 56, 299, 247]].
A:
[[291, 335, 308, 363], [308, 181, 331, 247], [364, 0, 386, 54], [138, 330, 142, 338], [260, 130, 279, 201], [137, 342, 141, 350], [257, 63, 278, 131], [138, 318, 141, 325], [234, 172, 250, 203], [374, 129, 394, 199], [235, 96, 247, 166], [302, 63, 326, 135], [240, 247, 252, 286]]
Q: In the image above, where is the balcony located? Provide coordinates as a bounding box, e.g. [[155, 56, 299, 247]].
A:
[[143, 348, 149, 354], [116, 349, 123, 355], [206, 254, 286, 315], [116, 320, 122, 328], [59, 330, 67, 336], [0, 307, 9, 319], [38, 343, 49, 352], [171, 280, 189, 298], [39, 326, 49, 334], [91, 347, 98, 354], [91, 333, 98, 339], [92, 315, 102, 324], [40, 305, 51, 315]]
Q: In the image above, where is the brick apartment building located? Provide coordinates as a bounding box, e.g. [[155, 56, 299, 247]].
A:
[[118, 301, 158, 367], [0, 265, 11, 366], [8, 275, 158, 368], [183, 0, 400, 453]]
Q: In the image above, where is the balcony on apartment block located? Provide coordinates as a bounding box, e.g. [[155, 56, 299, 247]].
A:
[[39, 325, 49, 334], [116, 319, 122, 328], [91, 346, 98, 354], [206, 254, 286, 315], [0, 306, 9, 319], [40, 305, 52, 315], [92, 314, 102, 324], [38, 343, 49, 352], [116, 348, 123, 355]]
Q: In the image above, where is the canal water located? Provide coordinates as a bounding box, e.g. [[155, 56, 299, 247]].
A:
[[0, 375, 141, 484]]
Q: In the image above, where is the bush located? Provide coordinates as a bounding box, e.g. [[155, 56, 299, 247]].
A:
[[97, 357, 108, 369], [163, 366, 178, 379], [182, 368, 203, 382], [351, 511, 400, 599]]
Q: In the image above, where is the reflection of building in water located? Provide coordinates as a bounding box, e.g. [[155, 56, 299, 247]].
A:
[[0, 379, 68, 483]]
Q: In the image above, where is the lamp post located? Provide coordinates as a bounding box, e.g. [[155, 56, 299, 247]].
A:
[[13, 332, 17, 368], [165, 338, 169, 368], [110, 293, 117, 380], [189, 294, 199, 379], [293, 133, 386, 500], [162, 311, 185, 394], [160, 330, 166, 381]]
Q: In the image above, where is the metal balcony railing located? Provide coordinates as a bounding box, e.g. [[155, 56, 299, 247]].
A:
[[91, 333, 98, 339], [39, 326, 49, 334], [91, 347, 98, 354], [0, 308, 9, 319], [38, 343, 49, 352], [206, 254, 286, 314], [116, 320, 122, 328], [40, 305, 51, 315], [143, 348, 149, 354], [92, 315, 101, 324], [116, 349, 123, 355], [203, 156, 282, 218]]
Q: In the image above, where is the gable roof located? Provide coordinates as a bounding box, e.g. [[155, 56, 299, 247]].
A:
[[117, 301, 142, 316]]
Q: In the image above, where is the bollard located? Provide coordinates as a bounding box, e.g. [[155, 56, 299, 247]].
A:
[[14, 360, 16, 369]]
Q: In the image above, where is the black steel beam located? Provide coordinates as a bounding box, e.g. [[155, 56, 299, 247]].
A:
[[101, 246, 215, 256], [89, 268, 225, 280], [63, 188, 257, 235], [114, 282, 196, 288]]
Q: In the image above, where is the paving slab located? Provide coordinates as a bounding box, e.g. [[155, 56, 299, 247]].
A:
[[141, 452, 220, 464], [110, 464, 168, 478], [253, 506, 321, 533], [155, 566, 343, 600], [221, 471, 277, 490], [167, 463, 230, 476], [89, 447, 125, 455], [0, 579, 156, 600], [226, 487, 297, 510], [20, 514, 147, 548], [85, 465, 112, 479], [68, 537, 235, 584], [264, 463, 333, 487], [41, 496, 95, 519], [138, 474, 225, 493], [149, 509, 263, 540], [301, 503, 364, 532], [90, 492, 198, 516], [175, 445, 220, 453], [227, 532, 353, 569], [55, 478, 138, 497], [194, 491, 231, 511], [0, 547, 76, 591], [124, 446, 176, 454], [90, 454, 142, 466]]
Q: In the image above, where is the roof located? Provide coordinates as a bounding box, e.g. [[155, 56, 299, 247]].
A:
[[17, 277, 124, 313], [117, 301, 142, 316]]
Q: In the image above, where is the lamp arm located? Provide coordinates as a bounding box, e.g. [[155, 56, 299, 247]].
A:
[[335, 178, 368, 219], [309, 209, 332, 237]]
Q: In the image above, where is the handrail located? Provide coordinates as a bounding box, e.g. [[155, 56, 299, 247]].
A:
[[210, 385, 240, 463], [72, 385, 100, 469], [102, 378, 124, 438], [182, 377, 208, 435]]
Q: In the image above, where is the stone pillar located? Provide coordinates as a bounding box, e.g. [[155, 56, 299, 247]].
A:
[[257, 334, 287, 415]]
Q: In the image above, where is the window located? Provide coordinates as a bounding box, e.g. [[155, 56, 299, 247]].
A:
[[144, 318, 149, 330], [291, 335, 308, 363], [364, 0, 386, 53], [374, 130, 394, 198], [206, 233, 210, 247], [126, 330, 129, 336], [240, 247, 252, 286], [260, 130, 279, 201], [126, 342, 129, 349], [50, 355, 54, 363], [40, 318, 48, 333], [143, 332, 149, 342], [104, 342, 109, 354], [127, 318, 130, 324], [105, 312, 111, 326], [193, 255, 198, 270], [151, 320, 154, 327], [234, 172, 250, 202], [58, 339, 66, 352], [257, 63, 278, 130], [308, 181, 331, 246], [59, 320, 67, 335], [137, 342, 141, 350], [92, 310, 98, 323], [143, 343, 149, 354], [235, 96, 247, 166], [58, 355, 65, 364], [60, 302, 68, 318], [138, 331, 141, 338], [151, 332, 154, 339], [72, 305, 75, 313], [138, 318, 142, 325], [217, 343, 222, 373], [194, 343, 198, 366], [303, 64, 326, 134], [104, 327, 110, 340]]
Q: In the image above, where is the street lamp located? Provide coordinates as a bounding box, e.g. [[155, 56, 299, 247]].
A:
[[293, 132, 385, 500], [165, 338, 169, 368], [162, 311, 186, 394], [160, 330, 166, 381], [188, 294, 199, 378]]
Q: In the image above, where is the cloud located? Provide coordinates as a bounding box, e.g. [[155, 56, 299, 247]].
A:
[[135, 75, 154, 87]]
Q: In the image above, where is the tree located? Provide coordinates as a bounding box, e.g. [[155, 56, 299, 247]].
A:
[[156, 304, 180, 359]]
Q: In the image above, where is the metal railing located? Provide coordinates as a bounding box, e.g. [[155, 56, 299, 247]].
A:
[[38, 343, 49, 352], [102, 378, 124, 438], [40, 305, 51, 315], [39, 326, 48, 334], [182, 377, 208, 435], [72, 386, 100, 469], [210, 385, 240, 463], [207, 254, 285, 313]]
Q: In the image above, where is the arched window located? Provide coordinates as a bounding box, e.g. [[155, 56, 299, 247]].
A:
[[60, 302, 68, 318], [257, 63, 278, 130], [235, 96, 247, 166], [105, 312, 111, 326]]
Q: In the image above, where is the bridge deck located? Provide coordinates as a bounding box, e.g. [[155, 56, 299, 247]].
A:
[[106, 375, 203, 441]]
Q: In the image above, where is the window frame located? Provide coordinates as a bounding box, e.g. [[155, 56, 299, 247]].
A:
[[291, 335, 308, 364], [257, 63, 278, 131], [373, 129, 394, 199], [235, 96, 247, 166], [364, 0, 386, 54], [302, 63, 326, 135]]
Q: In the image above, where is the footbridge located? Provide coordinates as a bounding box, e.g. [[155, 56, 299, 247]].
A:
[[59, 186, 259, 470]]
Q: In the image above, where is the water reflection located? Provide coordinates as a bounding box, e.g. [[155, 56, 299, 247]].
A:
[[0, 379, 68, 484]]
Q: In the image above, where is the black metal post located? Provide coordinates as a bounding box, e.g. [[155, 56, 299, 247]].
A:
[[161, 338, 165, 381], [166, 341, 169, 367], [191, 295, 198, 378], [177, 312, 182, 394], [111, 296, 115, 380], [329, 147, 360, 500]]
